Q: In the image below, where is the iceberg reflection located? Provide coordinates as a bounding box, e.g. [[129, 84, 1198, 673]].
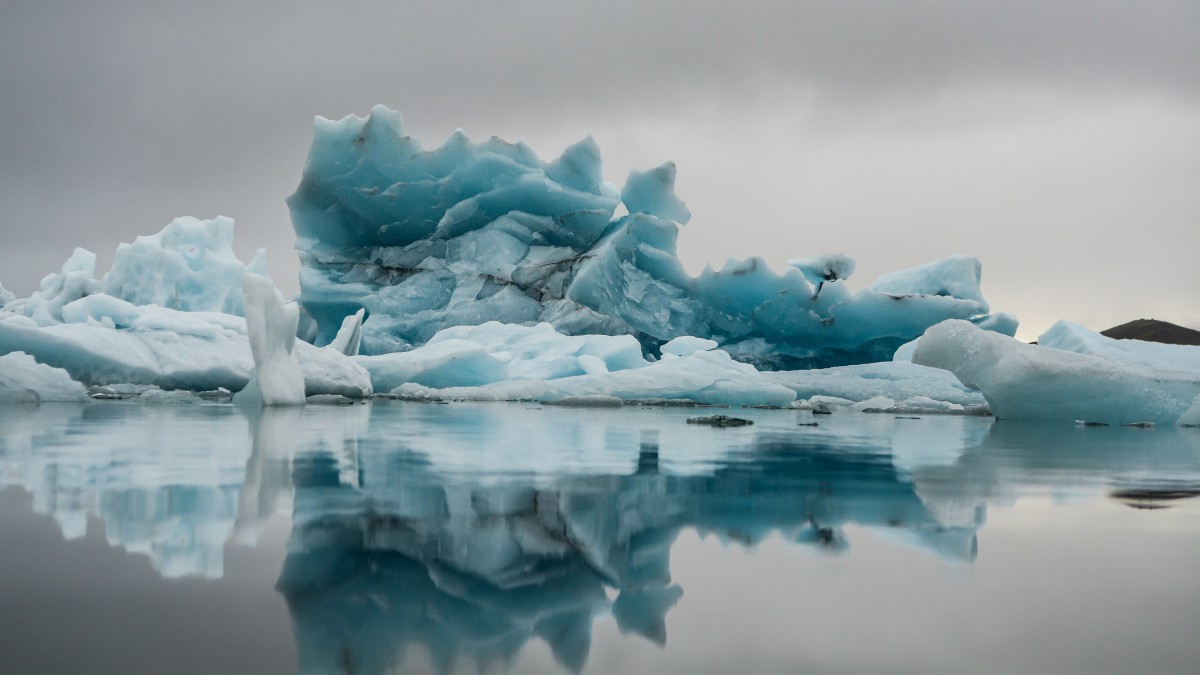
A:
[[1, 401, 1197, 672]]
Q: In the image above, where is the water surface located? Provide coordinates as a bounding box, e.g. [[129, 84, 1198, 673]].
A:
[[1, 401, 1197, 674]]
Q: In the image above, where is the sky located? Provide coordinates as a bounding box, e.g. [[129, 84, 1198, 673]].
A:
[[1, 1, 1196, 341]]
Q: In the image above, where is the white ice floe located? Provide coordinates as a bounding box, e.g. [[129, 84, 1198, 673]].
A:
[[913, 319, 1200, 425]]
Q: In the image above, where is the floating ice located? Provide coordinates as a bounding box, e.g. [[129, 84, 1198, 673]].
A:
[[0, 220, 371, 398], [326, 308, 365, 356], [763, 361, 986, 411], [388, 344, 798, 407], [102, 216, 268, 315], [289, 106, 1012, 367], [236, 274, 306, 406], [360, 321, 989, 409], [1039, 319, 1200, 375], [5, 217, 266, 326], [913, 319, 1200, 425], [660, 335, 719, 357], [0, 351, 87, 402], [357, 321, 647, 390], [1180, 396, 1200, 426]]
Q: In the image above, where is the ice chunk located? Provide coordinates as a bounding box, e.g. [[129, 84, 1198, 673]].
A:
[[661, 336, 718, 357], [786, 253, 857, 290], [913, 319, 1200, 424], [103, 216, 266, 315], [0, 218, 371, 397], [763, 361, 987, 411], [1, 298, 370, 397], [6, 217, 266, 324], [868, 255, 986, 305], [326, 308, 365, 356], [892, 338, 920, 362], [361, 321, 988, 410], [391, 346, 798, 407], [1039, 319, 1200, 375], [1179, 395, 1200, 426], [0, 282, 14, 309], [0, 351, 88, 402], [621, 162, 691, 224], [6, 248, 100, 325], [60, 294, 140, 327], [237, 274, 305, 406], [358, 322, 647, 390], [289, 107, 1011, 368], [850, 396, 896, 412]]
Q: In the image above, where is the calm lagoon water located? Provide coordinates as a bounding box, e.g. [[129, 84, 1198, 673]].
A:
[[1, 400, 1197, 674]]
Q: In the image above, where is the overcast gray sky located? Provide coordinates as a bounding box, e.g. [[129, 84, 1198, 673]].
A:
[[1, 1, 1196, 340]]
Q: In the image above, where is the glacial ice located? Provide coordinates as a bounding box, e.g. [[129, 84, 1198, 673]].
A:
[[0, 351, 88, 402], [6, 217, 266, 326], [236, 274, 306, 406], [367, 320, 984, 410], [913, 320, 1200, 425], [22, 106, 1191, 422], [0, 219, 371, 398], [1039, 319, 1200, 375], [102, 215, 268, 315], [357, 321, 647, 390], [0, 210, 983, 410], [289, 106, 1012, 368]]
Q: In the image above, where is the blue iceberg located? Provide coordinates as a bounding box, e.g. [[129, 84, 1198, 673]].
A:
[[290, 106, 1012, 368]]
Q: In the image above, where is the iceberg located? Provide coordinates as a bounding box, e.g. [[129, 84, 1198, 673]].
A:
[[0, 219, 371, 398], [5, 216, 266, 326], [289, 106, 1012, 368], [913, 320, 1200, 425], [0, 108, 1018, 408]]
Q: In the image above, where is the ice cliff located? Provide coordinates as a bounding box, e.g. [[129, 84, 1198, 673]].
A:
[[290, 106, 1013, 368]]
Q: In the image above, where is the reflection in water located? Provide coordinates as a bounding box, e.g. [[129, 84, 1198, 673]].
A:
[[1, 402, 1198, 672]]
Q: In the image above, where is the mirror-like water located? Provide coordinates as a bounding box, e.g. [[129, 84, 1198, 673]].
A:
[[1, 401, 1198, 674]]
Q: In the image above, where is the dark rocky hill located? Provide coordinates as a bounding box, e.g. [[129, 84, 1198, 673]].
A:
[[1100, 319, 1200, 346]]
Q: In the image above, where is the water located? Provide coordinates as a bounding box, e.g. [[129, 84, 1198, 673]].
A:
[[1, 400, 1197, 674]]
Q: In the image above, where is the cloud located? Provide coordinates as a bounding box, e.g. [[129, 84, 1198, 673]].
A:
[[0, 1, 1196, 338]]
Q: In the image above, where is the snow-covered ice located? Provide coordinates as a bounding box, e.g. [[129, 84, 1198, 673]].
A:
[[913, 319, 1200, 425]]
